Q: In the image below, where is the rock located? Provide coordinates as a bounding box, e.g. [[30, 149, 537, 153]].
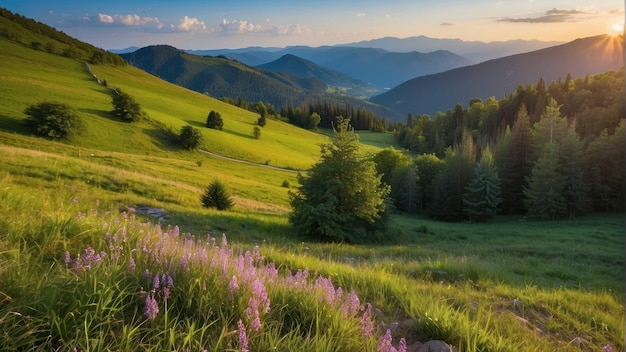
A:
[[418, 340, 453, 352], [408, 341, 423, 352]]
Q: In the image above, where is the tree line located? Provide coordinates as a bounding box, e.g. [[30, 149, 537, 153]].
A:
[[383, 69, 624, 219]]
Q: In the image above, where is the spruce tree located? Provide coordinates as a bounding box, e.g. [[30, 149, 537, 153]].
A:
[[559, 126, 591, 218], [463, 147, 502, 222], [201, 179, 234, 210], [523, 142, 566, 220], [289, 117, 390, 243]]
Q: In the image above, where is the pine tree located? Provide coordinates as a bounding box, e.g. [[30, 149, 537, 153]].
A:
[[289, 117, 390, 243], [201, 179, 234, 210], [523, 142, 566, 220], [463, 147, 502, 222], [559, 126, 591, 218]]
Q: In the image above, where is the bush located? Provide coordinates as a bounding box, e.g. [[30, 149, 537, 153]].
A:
[[206, 110, 223, 130], [24, 101, 83, 140], [111, 89, 143, 122], [201, 179, 234, 210], [178, 125, 203, 150], [253, 126, 261, 139]]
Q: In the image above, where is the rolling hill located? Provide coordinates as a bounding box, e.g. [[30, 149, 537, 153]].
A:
[[370, 34, 624, 117]]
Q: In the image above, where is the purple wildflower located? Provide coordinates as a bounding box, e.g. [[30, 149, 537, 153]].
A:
[[144, 294, 159, 320], [128, 257, 136, 272], [341, 290, 361, 317], [603, 345, 613, 352], [64, 251, 71, 267], [378, 329, 394, 352], [152, 274, 160, 291], [360, 303, 375, 339], [229, 276, 239, 301], [237, 319, 249, 352], [397, 338, 407, 352]]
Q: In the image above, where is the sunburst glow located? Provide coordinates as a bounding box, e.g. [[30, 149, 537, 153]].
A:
[[612, 23, 624, 33]]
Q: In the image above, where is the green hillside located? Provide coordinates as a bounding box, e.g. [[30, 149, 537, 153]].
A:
[[0, 39, 328, 171]]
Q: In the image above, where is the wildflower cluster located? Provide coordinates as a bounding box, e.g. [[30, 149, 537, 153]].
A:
[[61, 218, 407, 350], [64, 247, 106, 271]]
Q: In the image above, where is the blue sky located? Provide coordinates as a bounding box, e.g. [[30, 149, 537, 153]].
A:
[[4, 1, 623, 49]]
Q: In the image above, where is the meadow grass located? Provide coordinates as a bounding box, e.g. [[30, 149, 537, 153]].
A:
[[0, 37, 623, 351]]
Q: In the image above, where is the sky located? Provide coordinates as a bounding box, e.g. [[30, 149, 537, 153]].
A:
[[4, 1, 624, 50]]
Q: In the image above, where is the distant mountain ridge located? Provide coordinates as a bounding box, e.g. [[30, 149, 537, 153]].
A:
[[256, 54, 374, 97], [370, 34, 624, 117], [342, 35, 564, 63], [188, 46, 472, 89]]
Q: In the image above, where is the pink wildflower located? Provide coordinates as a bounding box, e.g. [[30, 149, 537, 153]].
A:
[[237, 319, 249, 352]]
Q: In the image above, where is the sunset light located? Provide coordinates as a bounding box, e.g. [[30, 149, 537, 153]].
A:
[[612, 23, 625, 33]]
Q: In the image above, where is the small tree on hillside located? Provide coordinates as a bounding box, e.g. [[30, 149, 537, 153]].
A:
[[24, 101, 83, 140], [206, 110, 224, 130], [253, 126, 261, 139], [111, 89, 143, 122], [201, 179, 234, 210], [289, 117, 390, 243], [179, 125, 203, 150]]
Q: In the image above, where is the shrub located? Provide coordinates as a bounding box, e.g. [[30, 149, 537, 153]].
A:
[[23, 101, 83, 140], [206, 110, 224, 130], [201, 179, 234, 210], [178, 125, 203, 150], [253, 126, 261, 139], [111, 89, 143, 122]]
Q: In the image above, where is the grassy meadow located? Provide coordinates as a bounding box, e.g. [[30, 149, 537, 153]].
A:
[[0, 36, 624, 351]]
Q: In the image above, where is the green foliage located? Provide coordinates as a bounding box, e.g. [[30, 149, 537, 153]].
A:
[[253, 126, 261, 139], [206, 110, 224, 130], [289, 117, 390, 243], [23, 101, 83, 140], [178, 125, 203, 150], [415, 153, 444, 211], [523, 142, 566, 220], [111, 89, 143, 122], [462, 147, 502, 222], [201, 179, 234, 210]]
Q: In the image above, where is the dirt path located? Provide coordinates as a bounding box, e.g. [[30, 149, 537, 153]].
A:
[[199, 149, 302, 174]]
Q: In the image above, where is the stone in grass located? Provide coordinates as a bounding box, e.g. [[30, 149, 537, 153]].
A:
[[417, 340, 455, 352]]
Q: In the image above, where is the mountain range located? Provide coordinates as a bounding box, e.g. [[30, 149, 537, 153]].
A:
[[120, 45, 398, 119], [370, 34, 624, 117], [186, 46, 472, 89]]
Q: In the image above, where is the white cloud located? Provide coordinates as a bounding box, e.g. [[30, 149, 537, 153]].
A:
[[176, 16, 207, 32], [356, 12, 366, 17], [93, 13, 162, 28], [219, 19, 265, 34], [268, 24, 311, 36]]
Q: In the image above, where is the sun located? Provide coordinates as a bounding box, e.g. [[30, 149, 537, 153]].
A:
[[611, 23, 624, 35]]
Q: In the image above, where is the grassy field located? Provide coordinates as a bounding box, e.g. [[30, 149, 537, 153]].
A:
[[0, 37, 624, 351]]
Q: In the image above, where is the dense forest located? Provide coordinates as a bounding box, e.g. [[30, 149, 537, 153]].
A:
[[382, 69, 624, 220]]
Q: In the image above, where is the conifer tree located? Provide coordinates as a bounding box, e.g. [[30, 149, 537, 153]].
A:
[[206, 110, 224, 130], [559, 126, 591, 218], [201, 179, 234, 210], [523, 142, 566, 220], [463, 146, 502, 222], [289, 117, 390, 243]]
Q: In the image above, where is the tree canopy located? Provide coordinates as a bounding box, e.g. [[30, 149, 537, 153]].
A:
[[24, 101, 83, 140]]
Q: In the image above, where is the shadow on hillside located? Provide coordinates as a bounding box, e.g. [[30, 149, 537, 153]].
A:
[[142, 127, 179, 151], [79, 108, 119, 122], [184, 120, 254, 140]]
